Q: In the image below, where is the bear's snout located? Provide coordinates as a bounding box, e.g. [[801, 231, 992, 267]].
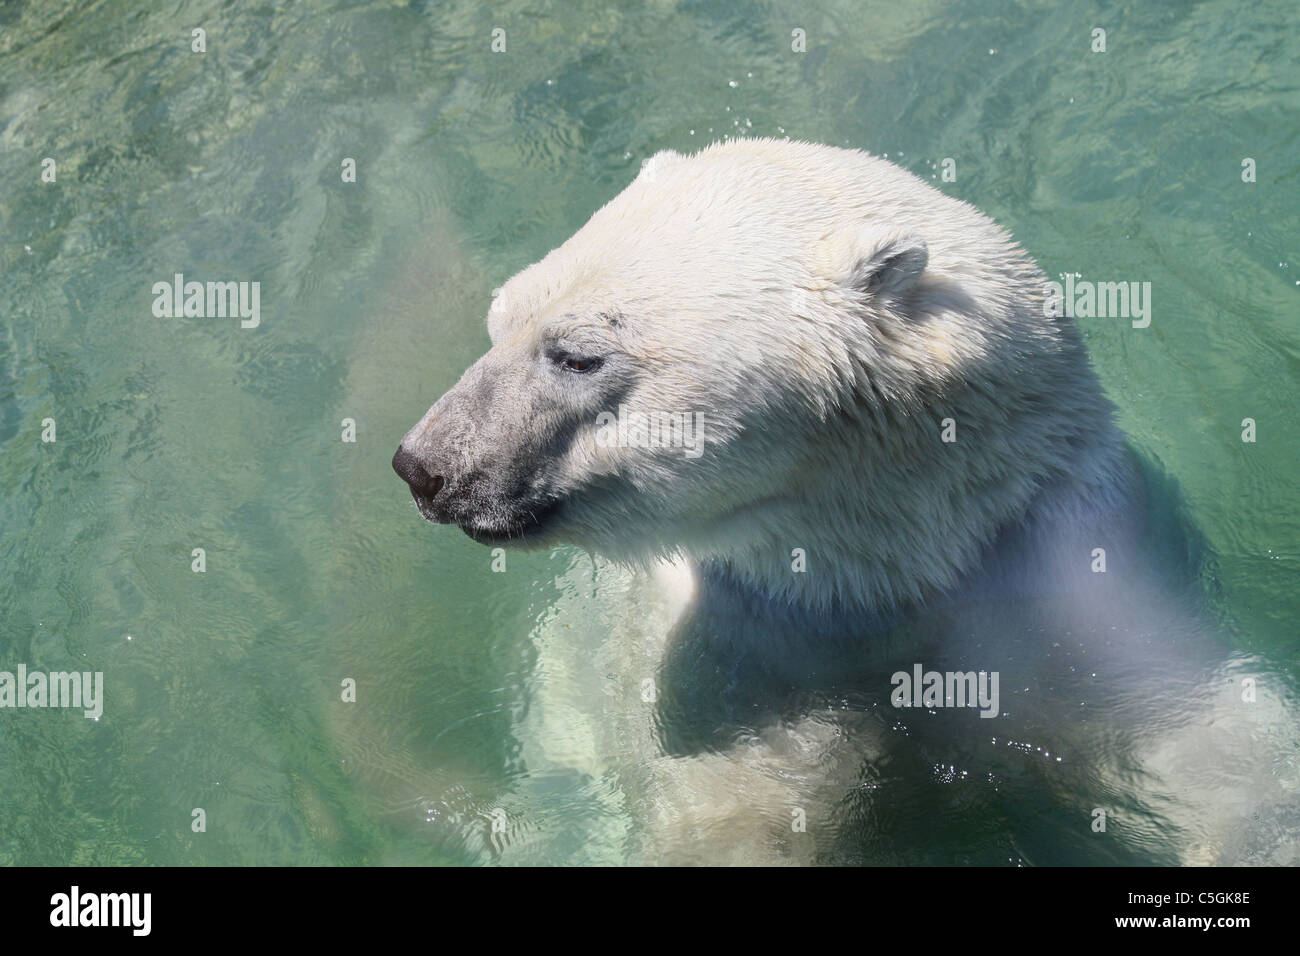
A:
[[392, 444, 447, 519]]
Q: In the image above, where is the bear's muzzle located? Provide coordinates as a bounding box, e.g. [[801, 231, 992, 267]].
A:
[[391, 444, 447, 521]]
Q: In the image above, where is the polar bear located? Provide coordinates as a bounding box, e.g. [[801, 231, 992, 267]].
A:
[[393, 139, 1138, 613], [391, 140, 1296, 864]]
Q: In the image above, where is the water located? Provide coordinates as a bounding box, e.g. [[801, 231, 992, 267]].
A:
[[0, 0, 1296, 865]]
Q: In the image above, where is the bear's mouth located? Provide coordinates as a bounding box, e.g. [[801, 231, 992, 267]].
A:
[[458, 500, 561, 545], [406, 489, 561, 545]]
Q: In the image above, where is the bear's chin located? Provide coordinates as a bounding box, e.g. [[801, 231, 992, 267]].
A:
[[456, 501, 563, 547]]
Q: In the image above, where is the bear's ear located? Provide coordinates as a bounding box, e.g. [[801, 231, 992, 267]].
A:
[[838, 229, 928, 300]]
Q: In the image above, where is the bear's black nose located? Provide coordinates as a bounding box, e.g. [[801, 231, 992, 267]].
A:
[[392, 444, 446, 499]]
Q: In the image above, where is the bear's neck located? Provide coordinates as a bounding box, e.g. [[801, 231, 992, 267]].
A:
[[689, 394, 1136, 622]]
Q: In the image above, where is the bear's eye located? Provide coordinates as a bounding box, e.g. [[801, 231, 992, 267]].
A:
[[559, 354, 602, 374]]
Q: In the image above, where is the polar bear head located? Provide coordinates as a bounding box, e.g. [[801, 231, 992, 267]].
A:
[[393, 140, 1123, 613]]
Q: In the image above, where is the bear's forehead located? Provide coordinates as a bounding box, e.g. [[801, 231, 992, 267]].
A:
[[484, 138, 996, 342], [487, 263, 639, 343], [489, 207, 803, 339]]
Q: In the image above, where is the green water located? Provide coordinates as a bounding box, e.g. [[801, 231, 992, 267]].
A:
[[0, 0, 1296, 865]]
